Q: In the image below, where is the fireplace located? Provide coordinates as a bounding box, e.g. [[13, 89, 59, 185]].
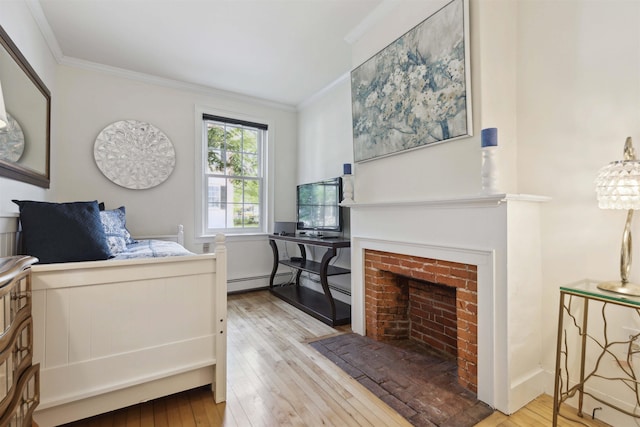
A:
[[364, 249, 478, 393], [348, 194, 548, 414]]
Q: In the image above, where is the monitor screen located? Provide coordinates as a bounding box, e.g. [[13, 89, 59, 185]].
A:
[[296, 177, 342, 232]]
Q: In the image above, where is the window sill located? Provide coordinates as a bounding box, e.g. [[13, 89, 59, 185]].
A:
[[195, 232, 270, 244]]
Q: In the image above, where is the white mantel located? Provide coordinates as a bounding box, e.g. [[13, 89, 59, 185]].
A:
[[348, 193, 549, 414]]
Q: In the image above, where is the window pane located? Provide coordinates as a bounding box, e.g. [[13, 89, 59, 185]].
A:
[[244, 204, 260, 227], [207, 124, 226, 150], [227, 152, 242, 177], [231, 203, 243, 227], [227, 128, 243, 151], [207, 176, 227, 228], [243, 154, 258, 177], [243, 129, 258, 153], [229, 178, 243, 204], [244, 180, 260, 204], [207, 149, 225, 174]]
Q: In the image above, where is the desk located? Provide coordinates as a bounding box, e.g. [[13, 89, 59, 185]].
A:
[[268, 234, 350, 326], [553, 279, 640, 425]]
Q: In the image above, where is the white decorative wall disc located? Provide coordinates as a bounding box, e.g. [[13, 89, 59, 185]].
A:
[[94, 120, 176, 189]]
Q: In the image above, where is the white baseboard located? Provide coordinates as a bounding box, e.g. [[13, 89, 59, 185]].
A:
[[227, 273, 289, 293], [507, 367, 545, 414]]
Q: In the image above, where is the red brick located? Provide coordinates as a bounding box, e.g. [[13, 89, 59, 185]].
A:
[[363, 249, 478, 393]]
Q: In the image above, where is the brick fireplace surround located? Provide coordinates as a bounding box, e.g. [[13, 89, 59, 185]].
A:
[[349, 194, 548, 414], [364, 249, 478, 393]]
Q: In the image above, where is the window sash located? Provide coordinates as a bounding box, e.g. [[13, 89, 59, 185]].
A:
[[202, 116, 266, 234]]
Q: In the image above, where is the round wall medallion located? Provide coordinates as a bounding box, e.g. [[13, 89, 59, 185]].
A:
[[0, 113, 25, 163], [94, 120, 176, 189]]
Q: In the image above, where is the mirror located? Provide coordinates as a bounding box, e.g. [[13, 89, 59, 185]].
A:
[[0, 25, 50, 188]]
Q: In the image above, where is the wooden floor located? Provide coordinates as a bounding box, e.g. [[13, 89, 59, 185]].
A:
[[62, 290, 609, 427]]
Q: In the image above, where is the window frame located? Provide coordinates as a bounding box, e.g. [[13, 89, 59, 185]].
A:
[[195, 107, 272, 240]]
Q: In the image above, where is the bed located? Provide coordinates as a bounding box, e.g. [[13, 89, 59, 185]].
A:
[[0, 202, 227, 427]]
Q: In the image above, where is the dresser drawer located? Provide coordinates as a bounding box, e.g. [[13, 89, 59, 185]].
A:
[[0, 267, 32, 353], [0, 317, 33, 417], [0, 256, 38, 425], [0, 364, 39, 427]]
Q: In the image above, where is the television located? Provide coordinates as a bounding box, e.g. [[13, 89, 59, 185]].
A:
[[296, 177, 343, 233]]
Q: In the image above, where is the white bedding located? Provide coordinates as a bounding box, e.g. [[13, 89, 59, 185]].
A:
[[112, 239, 195, 259]]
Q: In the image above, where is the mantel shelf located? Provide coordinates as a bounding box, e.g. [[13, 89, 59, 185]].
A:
[[341, 193, 550, 209]]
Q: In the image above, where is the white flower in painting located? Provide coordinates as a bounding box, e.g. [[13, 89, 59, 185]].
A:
[[408, 65, 428, 85], [424, 91, 438, 106], [390, 69, 404, 86], [411, 93, 430, 120], [365, 91, 379, 108], [382, 82, 395, 97], [447, 59, 463, 81]]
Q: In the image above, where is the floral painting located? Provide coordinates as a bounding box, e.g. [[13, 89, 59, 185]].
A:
[[351, 0, 471, 162]]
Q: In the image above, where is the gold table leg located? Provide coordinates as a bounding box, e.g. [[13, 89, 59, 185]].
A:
[[552, 291, 566, 426], [577, 296, 589, 417]]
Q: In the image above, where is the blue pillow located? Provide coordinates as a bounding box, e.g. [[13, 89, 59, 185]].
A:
[[99, 206, 134, 255], [12, 200, 112, 264]]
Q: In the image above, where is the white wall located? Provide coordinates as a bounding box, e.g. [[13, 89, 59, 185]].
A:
[[54, 65, 298, 289], [517, 2, 640, 423], [297, 75, 353, 185], [0, 1, 57, 211], [296, 74, 353, 298], [298, 0, 640, 423]]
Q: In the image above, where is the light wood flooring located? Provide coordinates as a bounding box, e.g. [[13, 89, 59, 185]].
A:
[[63, 290, 609, 426]]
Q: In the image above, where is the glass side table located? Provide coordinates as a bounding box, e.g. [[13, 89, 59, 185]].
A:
[[553, 279, 640, 426]]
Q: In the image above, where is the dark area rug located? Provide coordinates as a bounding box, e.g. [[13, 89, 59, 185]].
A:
[[309, 333, 494, 427]]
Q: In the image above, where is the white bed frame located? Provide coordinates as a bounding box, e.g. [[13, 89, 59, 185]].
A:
[[0, 214, 227, 427]]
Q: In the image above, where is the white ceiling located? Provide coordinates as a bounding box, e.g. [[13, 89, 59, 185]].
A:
[[35, 0, 392, 107]]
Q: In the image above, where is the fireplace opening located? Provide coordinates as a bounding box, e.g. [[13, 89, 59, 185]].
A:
[[364, 249, 478, 393]]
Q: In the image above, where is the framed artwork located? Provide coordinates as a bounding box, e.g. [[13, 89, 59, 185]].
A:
[[351, 0, 472, 163]]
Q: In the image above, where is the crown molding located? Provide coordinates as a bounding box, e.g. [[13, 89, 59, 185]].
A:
[[297, 72, 350, 111], [60, 56, 297, 112], [25, 0, 64, 62], [344, 0, 402, 45]]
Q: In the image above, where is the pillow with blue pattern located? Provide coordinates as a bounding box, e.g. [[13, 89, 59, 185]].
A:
[[99, 206, 135, 255]]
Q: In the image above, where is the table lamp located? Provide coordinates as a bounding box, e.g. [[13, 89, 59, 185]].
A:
[[595, 136, 640, 296]]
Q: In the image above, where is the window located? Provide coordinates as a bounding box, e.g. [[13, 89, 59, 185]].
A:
[[201, 114, 267, 235]]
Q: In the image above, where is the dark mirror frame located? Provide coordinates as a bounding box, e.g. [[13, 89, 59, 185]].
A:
[[0, 25, 51, 188]]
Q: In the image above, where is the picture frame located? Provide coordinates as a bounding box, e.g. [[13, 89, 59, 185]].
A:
[[351, 0, 472, 163]]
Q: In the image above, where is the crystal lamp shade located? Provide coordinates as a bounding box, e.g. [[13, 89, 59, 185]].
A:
[[595, 160, 640, 209]]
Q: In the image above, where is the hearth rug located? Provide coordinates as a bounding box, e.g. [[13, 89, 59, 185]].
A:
[[309, 333, 494, 427]]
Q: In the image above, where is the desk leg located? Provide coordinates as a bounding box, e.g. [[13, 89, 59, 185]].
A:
[[268, 239, 279, 289], [319, 247, 338, 323], [295, 244, 306, 287], [553, 291, 566, 426]]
